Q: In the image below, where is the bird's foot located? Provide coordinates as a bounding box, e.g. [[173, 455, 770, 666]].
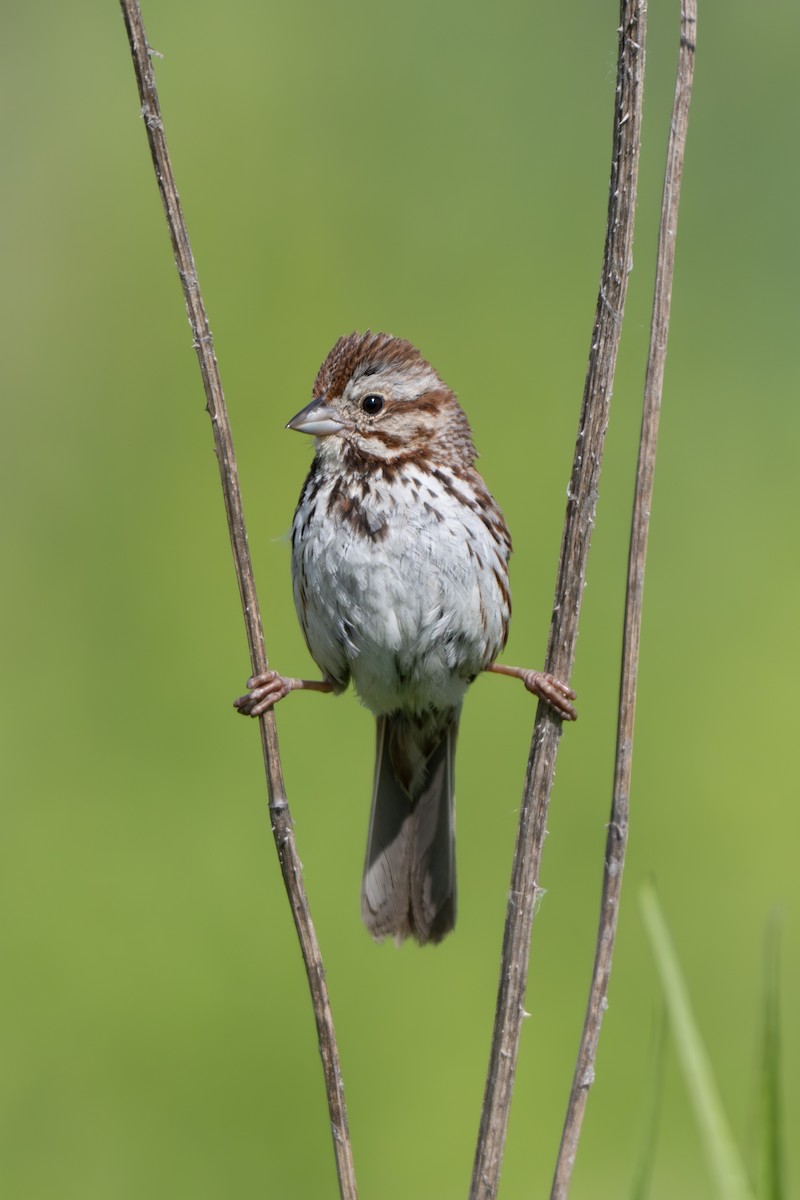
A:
[[234, 670, 333, 717], [519, 670, 577, 721], [488, 663, 577, 721]]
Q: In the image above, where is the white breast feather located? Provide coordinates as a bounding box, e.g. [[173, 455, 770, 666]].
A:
[[293, 467, 509, 716]]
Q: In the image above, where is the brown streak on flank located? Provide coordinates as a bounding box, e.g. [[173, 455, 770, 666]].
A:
[[472, 478, 499, 515], [326, 476, 343, 515], [445, 460, 478, 483], [471, 477, 512, 555], [466, 540, 484, 571], [432, 467, 513, 559], [478, 589, 489, 638], [431, 467, 473, 509], [301, 502, 317, 536], [301, 460, 323, 506], [492, 564, 511, 611]]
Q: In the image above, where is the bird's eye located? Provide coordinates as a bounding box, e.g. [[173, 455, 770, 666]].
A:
[[361, 394, 384, 415]]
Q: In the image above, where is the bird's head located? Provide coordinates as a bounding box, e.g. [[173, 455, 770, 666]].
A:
[[287, 332, 476, 470]]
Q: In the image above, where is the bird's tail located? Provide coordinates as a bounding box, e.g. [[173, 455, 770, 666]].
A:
[[361, 709, 459, 945]]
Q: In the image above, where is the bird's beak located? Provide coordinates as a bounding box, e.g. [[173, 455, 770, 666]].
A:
[[286, 397, 348, 437]]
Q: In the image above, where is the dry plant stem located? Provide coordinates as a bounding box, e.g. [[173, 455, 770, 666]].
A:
[[550, 5, 696, 1197], [469, 4, 647, 1198], [118, 4, 358, 1198]]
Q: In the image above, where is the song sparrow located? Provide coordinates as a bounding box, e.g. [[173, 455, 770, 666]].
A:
[[235, 332, 576, 944]]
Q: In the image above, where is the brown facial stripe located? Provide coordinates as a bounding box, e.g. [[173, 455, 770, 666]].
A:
[[401, 388, 450, 416], [360, 390, 448, 444], [364, 428, 405, 450]]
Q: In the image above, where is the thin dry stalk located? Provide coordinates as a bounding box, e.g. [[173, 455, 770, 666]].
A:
[[550, 6, 696, 1196], [118, 4, 357, 1197], [470, 4, 647, 1197]]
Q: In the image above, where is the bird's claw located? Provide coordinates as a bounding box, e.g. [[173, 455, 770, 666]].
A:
[[233, 669, 295, 717], [521, 671, 578, 721]]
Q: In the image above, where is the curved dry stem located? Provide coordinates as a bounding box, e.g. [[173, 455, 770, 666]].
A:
[[550, 4, 697, 1197], [470, 5, 647, 1198], [118, 4, 357, 1197]]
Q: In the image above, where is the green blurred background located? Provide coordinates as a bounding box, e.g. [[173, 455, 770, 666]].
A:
[[2, 1, 798, 1196]]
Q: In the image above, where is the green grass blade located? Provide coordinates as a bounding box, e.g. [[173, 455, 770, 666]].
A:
[[758, 908, 785, 1200], [627, 1008, 667, 1200], [640, 883, 755, 1200]]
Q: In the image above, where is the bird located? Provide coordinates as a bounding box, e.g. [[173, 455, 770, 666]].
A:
[[235, 331, 576, 944]]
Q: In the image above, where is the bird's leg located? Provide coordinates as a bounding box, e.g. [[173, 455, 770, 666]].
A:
[[234, 669, 334, 717], [487, 663, 578, 721]]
